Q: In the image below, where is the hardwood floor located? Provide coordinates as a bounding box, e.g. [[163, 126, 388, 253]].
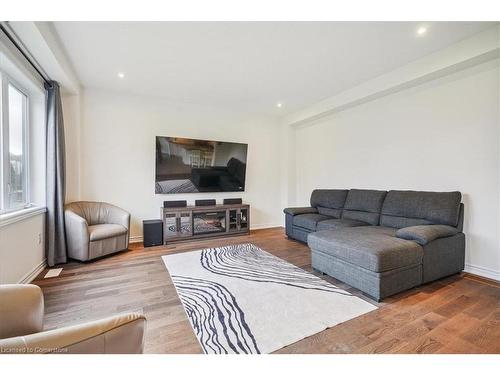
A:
[[32, 227, 500, 354]]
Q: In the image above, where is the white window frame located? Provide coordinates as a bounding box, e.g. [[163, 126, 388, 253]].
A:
[[0, 70, 30, 214]]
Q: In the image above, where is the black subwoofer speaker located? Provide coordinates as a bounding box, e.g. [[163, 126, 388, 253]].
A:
[[143, 219, 163, 247]]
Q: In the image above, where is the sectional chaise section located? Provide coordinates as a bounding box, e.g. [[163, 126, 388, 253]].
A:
[[284, 189, 465, 300]]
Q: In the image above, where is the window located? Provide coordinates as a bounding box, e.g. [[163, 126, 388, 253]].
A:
[[0, 73, 29, 214]]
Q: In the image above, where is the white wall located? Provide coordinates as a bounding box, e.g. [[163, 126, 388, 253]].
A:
[[62, 94, 81, 202], [0, 213, 46, 283], [291, 60, 500, 280], [78, 88, 283, 239]]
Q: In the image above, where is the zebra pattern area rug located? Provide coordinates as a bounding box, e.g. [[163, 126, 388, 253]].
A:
[[161, 243, 376, 354]]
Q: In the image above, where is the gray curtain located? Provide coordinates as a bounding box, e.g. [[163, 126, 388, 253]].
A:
[[45, 81, 67, 266]]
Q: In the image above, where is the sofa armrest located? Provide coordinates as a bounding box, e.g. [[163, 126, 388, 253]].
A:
[[64, 210, 90, 260], [0, 313, 146, 354], [396, 225, 459, 246], [0, 285, 44, 340], [283, 207, 318, 216]]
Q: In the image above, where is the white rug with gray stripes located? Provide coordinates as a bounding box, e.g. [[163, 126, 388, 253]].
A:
[[161, 243, 376, 354]]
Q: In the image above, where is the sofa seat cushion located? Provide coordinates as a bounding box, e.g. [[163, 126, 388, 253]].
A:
[[89, 224, 128, 242], [293, 214, 331, 231], [316, 218, 367, 231], [308, 226, 423, 273]]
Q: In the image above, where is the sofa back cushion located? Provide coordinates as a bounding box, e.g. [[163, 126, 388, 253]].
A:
[[310, 189, 348, 219], [380, 190, 462, 228], [341, 189, 387, 225]]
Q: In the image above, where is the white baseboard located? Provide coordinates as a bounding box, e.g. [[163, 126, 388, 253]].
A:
[[128, 224, 283, 244], [18, 259, 47, 284], [250, 223, 283, 230], [129, 235, 143, 244], [464, 263, 500, 281]]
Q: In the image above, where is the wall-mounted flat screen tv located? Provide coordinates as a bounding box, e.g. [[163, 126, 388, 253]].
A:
[[155, 136, 248, 194]]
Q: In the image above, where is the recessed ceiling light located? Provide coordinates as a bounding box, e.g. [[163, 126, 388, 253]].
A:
[[117, 72, 125, 79], [416, 26, 427, 36], [276, 102, 283, 108]]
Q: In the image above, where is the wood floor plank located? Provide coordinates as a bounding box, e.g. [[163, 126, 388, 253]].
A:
[[32, 227, 500, 354], [394, 335, 443, 354]]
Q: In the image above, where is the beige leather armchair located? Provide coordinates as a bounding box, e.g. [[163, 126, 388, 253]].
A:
[[0, 284, 146, 354], [65, 201, 131, 261]]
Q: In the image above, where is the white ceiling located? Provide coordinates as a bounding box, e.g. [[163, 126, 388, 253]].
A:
[[52, 22, 495, 115]]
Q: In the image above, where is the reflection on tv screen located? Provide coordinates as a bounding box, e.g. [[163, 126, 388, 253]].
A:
[[155, 136, 248, 194]]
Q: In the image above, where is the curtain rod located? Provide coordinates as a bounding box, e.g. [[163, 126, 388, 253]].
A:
[[0, 22, 52, 87]]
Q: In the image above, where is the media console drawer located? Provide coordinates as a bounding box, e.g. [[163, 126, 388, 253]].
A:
[[161, 203, 250, 244]]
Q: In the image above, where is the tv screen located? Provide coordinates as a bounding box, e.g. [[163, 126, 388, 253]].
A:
[[155, 136, 248, 194]]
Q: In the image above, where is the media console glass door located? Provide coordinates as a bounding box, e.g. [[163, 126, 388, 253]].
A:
[[239, 208, 248, 230], [228, 208, 249, 232], [164, 211, 193, 239]]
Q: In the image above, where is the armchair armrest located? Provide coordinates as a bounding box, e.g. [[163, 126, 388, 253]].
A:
[[64, 209, 90, 260], [0, 313, 146, 354], [0, 285, 44, 339], [396, 225, 459, 246], [283, 207, 318, 216], [106, 204, 131, 230]]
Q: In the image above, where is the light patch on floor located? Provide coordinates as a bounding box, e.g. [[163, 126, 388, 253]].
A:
[[44, 268, 63, 278]]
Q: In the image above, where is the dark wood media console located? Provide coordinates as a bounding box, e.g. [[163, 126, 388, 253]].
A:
[[161, 203, 250, 244]]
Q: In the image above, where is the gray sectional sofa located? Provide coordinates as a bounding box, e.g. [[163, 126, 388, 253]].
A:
[[284, 189, 465, 301]]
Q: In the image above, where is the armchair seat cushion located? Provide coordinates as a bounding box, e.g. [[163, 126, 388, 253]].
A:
[[308, 226, 423, 272], [316, 218, 367, 231], [89, 224, 128, 242], [293, 213, 331, 231]]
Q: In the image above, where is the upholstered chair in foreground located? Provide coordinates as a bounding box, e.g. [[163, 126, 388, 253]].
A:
[[65, 201, 131, 261], [0, 284, 146, 354]]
